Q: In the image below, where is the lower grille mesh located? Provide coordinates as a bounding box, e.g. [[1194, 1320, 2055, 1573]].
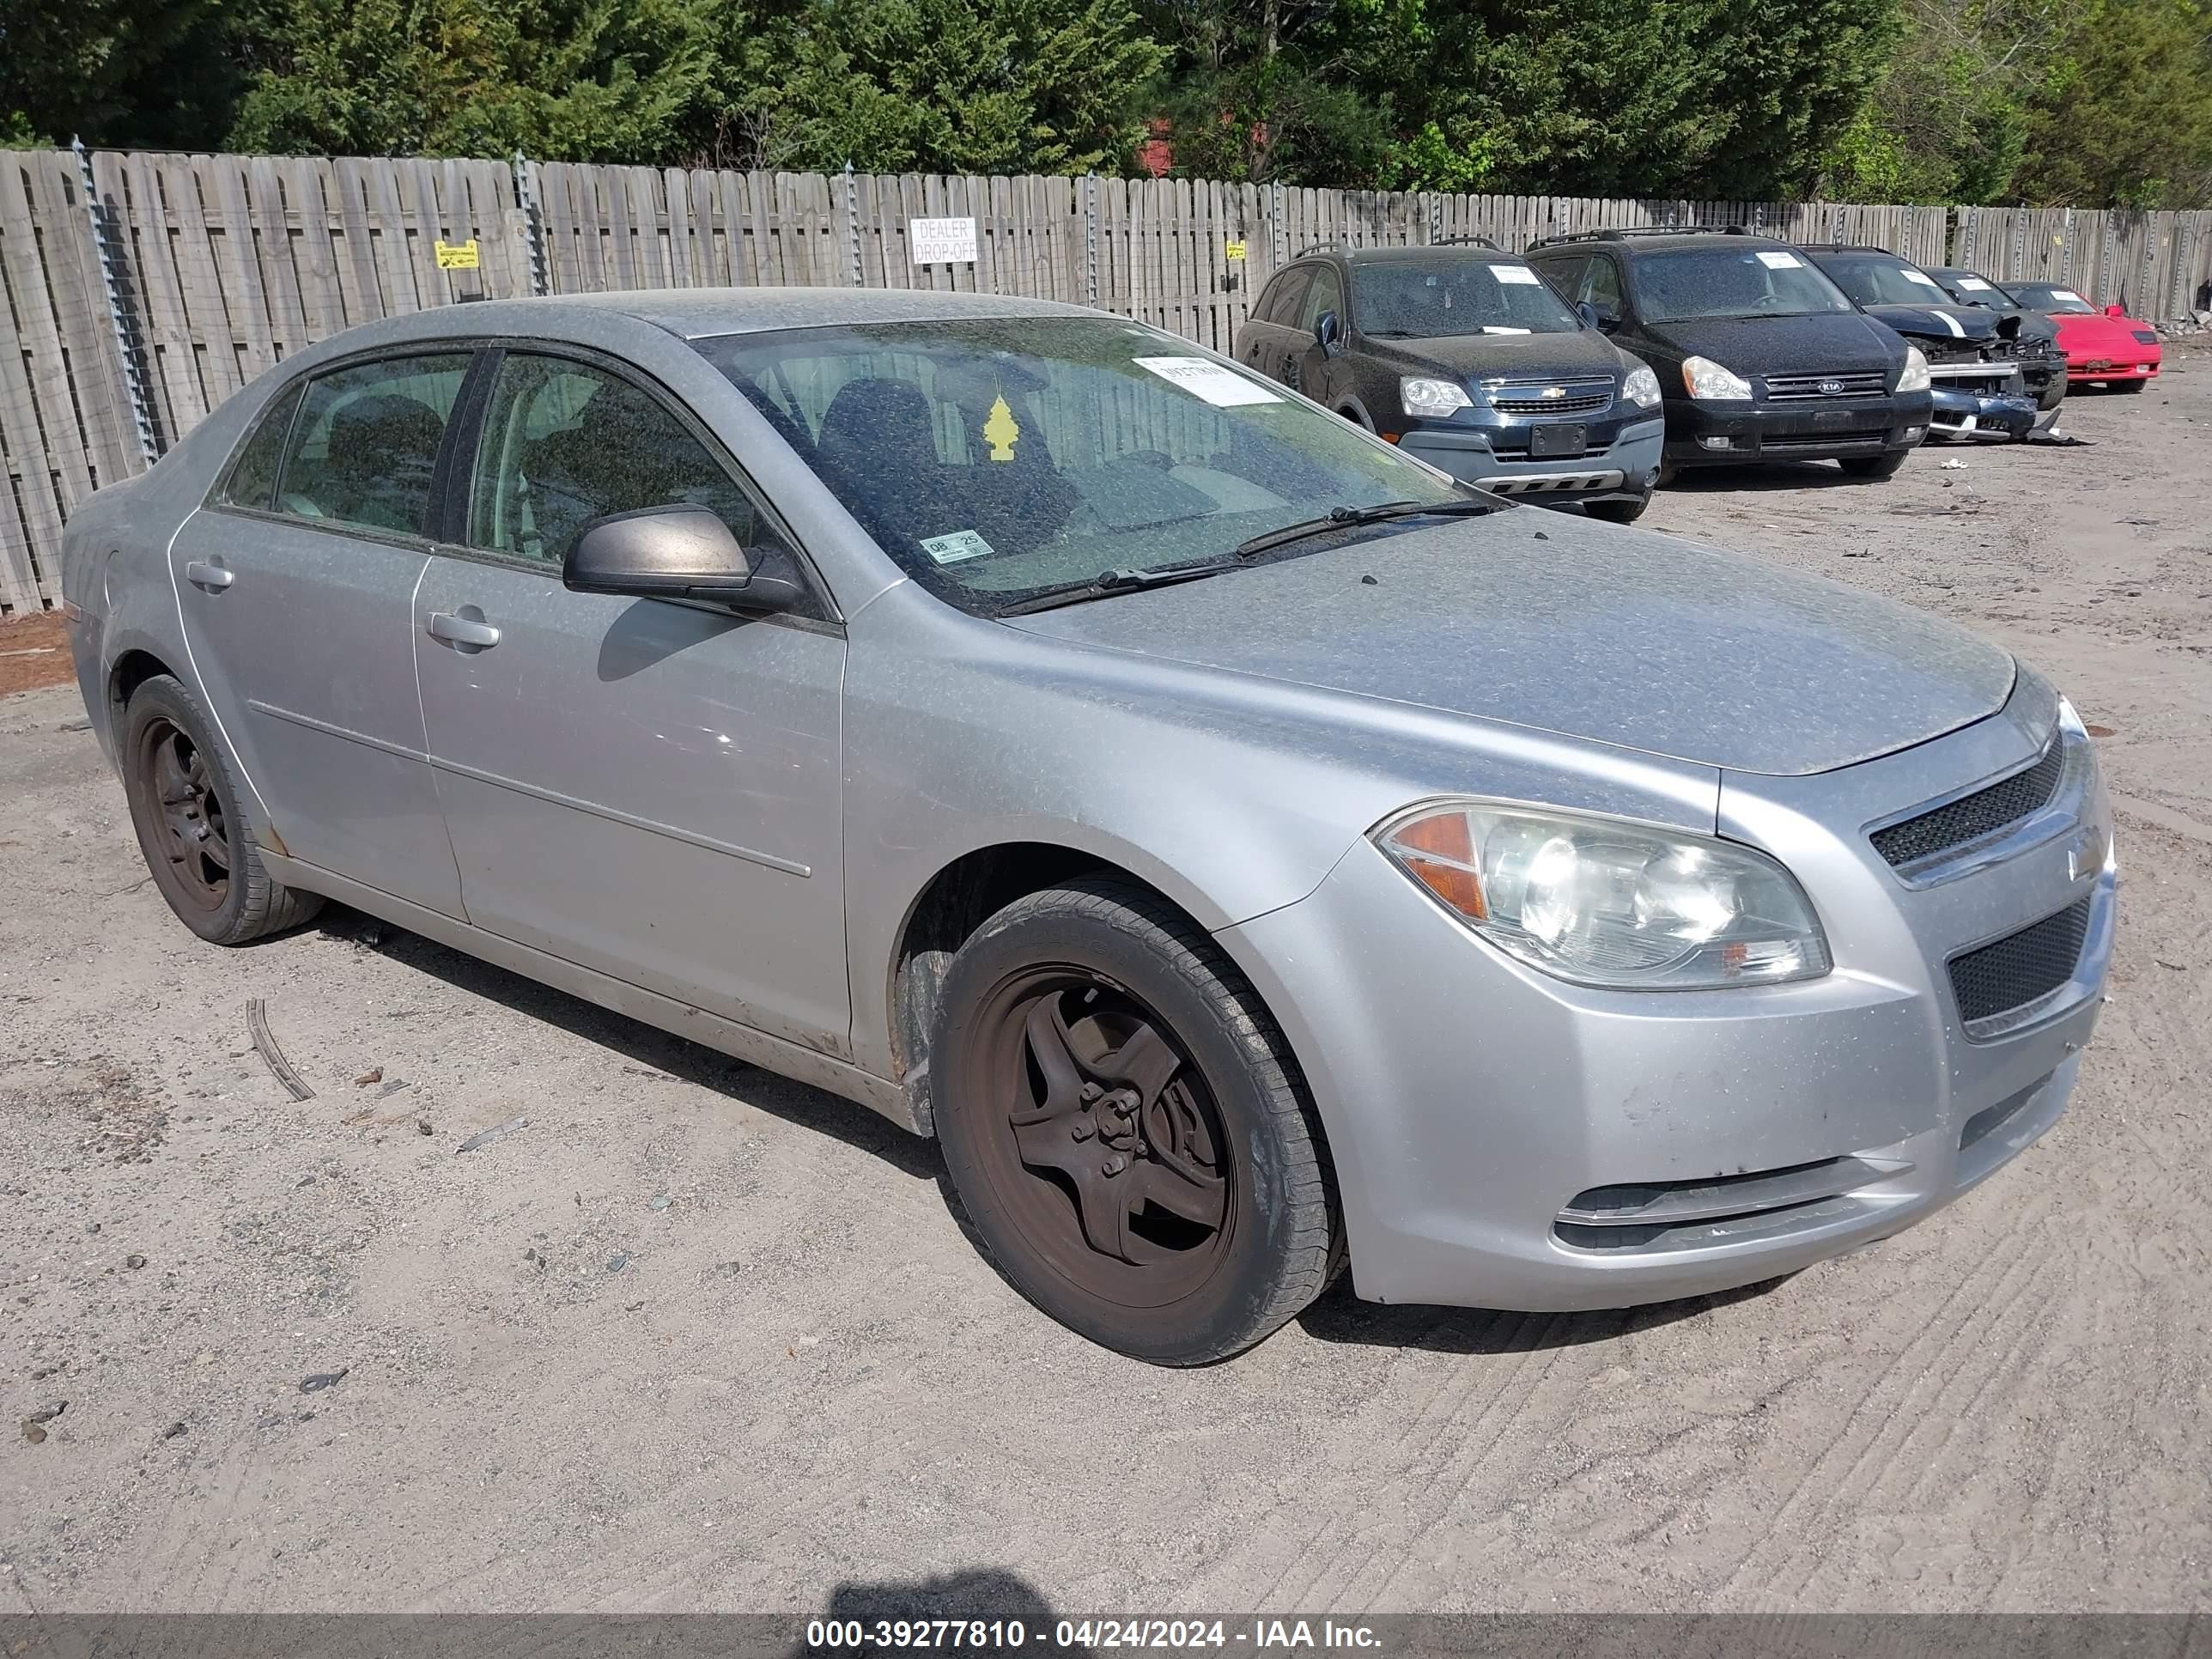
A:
[[1949, 897, 2092, 1025]]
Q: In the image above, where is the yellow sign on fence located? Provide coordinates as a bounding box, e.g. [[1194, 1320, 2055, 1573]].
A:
[[1224, 240, 1248, 261], [435, 238, 481, 270]]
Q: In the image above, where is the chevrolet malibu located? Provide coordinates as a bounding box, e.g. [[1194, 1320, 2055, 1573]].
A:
[[62, 289, 2116, 1364]]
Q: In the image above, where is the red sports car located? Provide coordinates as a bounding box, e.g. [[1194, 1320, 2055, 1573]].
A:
[[2002, 281, 2162, 391]]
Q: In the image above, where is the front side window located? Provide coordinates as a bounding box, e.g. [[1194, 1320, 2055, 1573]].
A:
[[1580, 257, 1626, 317], [1298, 267, 1346, 333], [216, 380, 306, 510], [1352, 258, 1583, 337], [465, 354, 769, 564], [276, 355, 471, 536], [1630, 246, 1856, 324], [696, 317, 1467, 615]]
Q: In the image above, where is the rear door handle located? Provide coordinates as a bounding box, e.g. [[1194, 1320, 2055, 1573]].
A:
[[184, 560, 234, 591], [427, 611, 501, 648]]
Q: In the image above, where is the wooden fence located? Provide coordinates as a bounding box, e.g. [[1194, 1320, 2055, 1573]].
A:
[[5, 146, 2211, 615]]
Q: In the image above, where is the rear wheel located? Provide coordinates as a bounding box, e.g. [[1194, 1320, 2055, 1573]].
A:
[[1583, 495, 1650, 525], [119, 675, 322, 945], [931, 878, 1339, 1364], [1839, 452, 1908, 481]]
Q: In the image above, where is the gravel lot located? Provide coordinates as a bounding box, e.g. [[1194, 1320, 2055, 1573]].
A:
[[3, 356, 2209, 1615]]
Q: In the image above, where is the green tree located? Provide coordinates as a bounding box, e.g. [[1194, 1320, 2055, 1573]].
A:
[[2011, 0, 2212, 206], [0, 0, 241, 148]]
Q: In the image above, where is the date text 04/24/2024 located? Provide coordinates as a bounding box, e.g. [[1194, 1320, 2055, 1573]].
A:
[[805, 1621, 1381, 1650]]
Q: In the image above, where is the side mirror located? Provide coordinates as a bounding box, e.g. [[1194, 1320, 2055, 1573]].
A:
[[1316, 310, 1341, 351], [563, 505, 800, 611], [2105, 303, 2126, 318], [1578, 301, 1620, 333]]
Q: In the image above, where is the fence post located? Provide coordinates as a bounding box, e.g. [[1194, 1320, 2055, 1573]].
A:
[[71, 138, 159, 467], [1269, 179, 1287, 267], [512, 152, 550, 297], [1083, 173, 1100, 307], [841, 161, 864, 288]]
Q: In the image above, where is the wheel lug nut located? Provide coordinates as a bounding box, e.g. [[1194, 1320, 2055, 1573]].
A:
[[1102, 1155, 1127, 1176]]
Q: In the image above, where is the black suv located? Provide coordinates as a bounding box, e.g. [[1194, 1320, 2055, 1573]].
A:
[[1232, 241, 1665, 521], [1523, 228, 1933, 482], [1800, 245, 2066, 442]]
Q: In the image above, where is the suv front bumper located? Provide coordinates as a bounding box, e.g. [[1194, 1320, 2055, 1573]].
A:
[[1401, 416, 1664, 503], [1666, 391, 1932, 466]]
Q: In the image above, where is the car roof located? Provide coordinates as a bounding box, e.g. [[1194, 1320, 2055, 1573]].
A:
[[1277, 243, 1523, 271], [1525, 228, 1795, 256], [1796, 244, 1908, 258], [416, 285, 1102, 343]]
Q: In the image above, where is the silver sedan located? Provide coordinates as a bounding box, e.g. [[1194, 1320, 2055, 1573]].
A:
[[61, 289, 2116, 1364]]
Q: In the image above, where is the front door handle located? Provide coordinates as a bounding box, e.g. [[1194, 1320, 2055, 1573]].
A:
[[427, 611, 501, 648], [184, 560, 234, 591]]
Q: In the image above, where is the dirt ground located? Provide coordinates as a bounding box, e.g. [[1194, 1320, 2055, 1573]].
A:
[[3, 357, 2209, 1616], [0, 611, 70, 698]]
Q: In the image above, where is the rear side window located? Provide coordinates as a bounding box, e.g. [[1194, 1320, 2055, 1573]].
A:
[[275, 354, 471, 537], [215, 380, 305, 511], [465, 353, 775, 564]]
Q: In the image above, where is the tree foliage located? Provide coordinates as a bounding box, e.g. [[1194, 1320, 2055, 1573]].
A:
[[3, 0, 2209, 205]]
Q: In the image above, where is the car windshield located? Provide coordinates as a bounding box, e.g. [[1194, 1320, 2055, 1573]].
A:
[[1351, 258, 1582, 337], [1632, 246, 1856, 323], [1814, 252, 1954, 308], [2008, 283, 2097, 315], [696, 317, 1468, 613]]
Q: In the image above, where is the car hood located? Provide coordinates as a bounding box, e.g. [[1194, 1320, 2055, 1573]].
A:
[[2052, 313, 2155, 352], [1641, 311, 1905, 374], [1858, 301, 2006, 347], [1003, 514, 2015, 777], [1364, 328, 1625, 381]]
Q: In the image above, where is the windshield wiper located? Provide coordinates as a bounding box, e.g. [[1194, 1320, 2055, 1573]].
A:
[[1231, 497, 1498, 560], [994, 561, 1238, 616]]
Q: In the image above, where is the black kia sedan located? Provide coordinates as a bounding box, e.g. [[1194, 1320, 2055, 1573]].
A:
[[1523, 228, 1933, 483], [1232, 242, 1663, 521]]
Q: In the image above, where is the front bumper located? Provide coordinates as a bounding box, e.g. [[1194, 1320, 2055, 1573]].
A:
[[1664, 391, 1932, 466], [2068, 353, 2161, 383], [1929, 386, 2040, 442], [1218, 689, 2114, 1311], [1400, 417, 1664, 503]]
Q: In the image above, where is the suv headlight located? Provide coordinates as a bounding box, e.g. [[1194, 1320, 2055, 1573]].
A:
[[1375, 801, 1831, 989], [1896, 346, 1931, 393], [1401, 376, 1474, 418], [1680, 356, 1753, 401], [1622, 364, 1662, 408]]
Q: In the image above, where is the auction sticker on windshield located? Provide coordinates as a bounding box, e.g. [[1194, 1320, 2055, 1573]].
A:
[[1904, 269, 1942, 287], [1957, 276, 1994, 291], [920, 529, 995, 565], [1134, 356, 1283, 407], [1756, 250, 1804, 269], [1491, 264, 1543, 284]]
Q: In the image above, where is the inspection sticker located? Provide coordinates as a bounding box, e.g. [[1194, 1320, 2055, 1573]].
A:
[[919, 529, 995, 565], [1133, 356, 1283, 406], [1491, 264, 1543, 284], [1755, 250, 1804, 269]]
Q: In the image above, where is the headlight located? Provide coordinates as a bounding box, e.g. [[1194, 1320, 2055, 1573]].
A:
[[1622, 364, 1662, 408], [1374, 801, 1831, 989], [1680, 356, 1752, 401], [1401, 376, 1474, 418], [1896, 346, 1931, 393]]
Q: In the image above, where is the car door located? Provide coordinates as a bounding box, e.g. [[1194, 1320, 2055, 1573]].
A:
[[1287, 264, 1346, 401], [167, 350, 472, 917], [412, 346, 850, 1056]]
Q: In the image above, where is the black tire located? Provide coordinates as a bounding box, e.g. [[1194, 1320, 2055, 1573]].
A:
[[1583, 494, 1650, 525], [118, 674, 323, 945], [931, 877, 1340, 1364], [1656, 458, 1679, 488], [1839, 451, 1908, 481]]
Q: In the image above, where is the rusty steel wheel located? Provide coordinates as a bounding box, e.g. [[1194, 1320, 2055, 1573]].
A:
[[136, 715, 231, 914], [118, 674, 322, 945], [933, 878, 1340, 1364]]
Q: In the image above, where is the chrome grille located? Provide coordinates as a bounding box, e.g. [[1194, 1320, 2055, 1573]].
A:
[[1948, 898, 2092, 1026], [1765, 371, 1886, 400], [1871, 741, 2064, 868], [1485, 379, 1613, 416]]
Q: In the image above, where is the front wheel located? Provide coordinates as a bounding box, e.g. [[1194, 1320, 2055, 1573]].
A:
[[931, 878, 1340, 1364], [1583, 494, 1650, 525], [1839, 452, 1908, 481], [2112, 378, 2148, 395]]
